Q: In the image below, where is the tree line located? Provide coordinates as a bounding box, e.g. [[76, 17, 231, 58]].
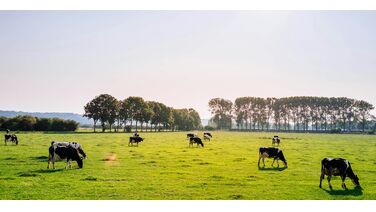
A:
[[208, 96, 376, 132], [0, 116, 79, 131], [83, 94, 202, 132]]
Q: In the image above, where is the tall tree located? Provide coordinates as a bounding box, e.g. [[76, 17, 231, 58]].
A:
[[355, 100, 375, 132], [84, 96, 102, 132], [208, 98, 233, 130]]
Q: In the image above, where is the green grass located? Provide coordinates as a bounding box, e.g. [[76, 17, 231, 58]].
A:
[[0, 131, 375, 200]]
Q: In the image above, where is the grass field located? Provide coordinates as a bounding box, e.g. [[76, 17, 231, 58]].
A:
[[0, 131, 375, 200]]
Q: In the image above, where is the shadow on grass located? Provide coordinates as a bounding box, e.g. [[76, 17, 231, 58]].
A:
[[322, 187, 363, 196], [29, 156, 49, 162], [258, 166, 287, 171], [32, 168, 65, 174]]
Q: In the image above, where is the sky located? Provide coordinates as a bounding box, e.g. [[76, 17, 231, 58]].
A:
[[0, 11, 375, 119]]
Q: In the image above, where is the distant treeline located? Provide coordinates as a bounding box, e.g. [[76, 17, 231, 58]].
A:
[[84, 94, 202, 132], [0, 116, 79, 131], [208, 96, 376, 132]]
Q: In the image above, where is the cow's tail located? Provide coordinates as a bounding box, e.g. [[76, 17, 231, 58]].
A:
[[321, 159, 326, 174]]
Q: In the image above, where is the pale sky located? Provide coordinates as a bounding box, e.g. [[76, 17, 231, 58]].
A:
[[0, 11, 375, 119]]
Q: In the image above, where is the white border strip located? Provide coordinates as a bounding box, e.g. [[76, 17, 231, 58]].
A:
[[0, 200, 375, 212], [1, 0, 376, 10]]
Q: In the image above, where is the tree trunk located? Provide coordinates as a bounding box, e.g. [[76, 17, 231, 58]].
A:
[[93, 120, 97, 132], [102, 123, 105, 132]]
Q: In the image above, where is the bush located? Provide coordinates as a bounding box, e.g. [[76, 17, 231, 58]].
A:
[[34, 118, 52, 131], [368, 130, 375, 135], [125, 125, 131, 133], [204, 125, 215, 131], [0, 116, 78, 132], [330, 128, 342, 134]]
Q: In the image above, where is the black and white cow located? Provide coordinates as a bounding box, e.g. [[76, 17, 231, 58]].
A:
[[203, 132, 212, 141], [51, 141, 87, 159], [187, 133, 197, 139], [47, 145, 83, 169], [272, 136, 280, 146], [129, 136, 144, 146], [319, 158, 360, 190], [4, 134, 18, 145], [189, 137, 204, 148], [258, 147, 287, 168]]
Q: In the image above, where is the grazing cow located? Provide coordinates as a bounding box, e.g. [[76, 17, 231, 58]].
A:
[[47, 145, 83, 169], [4, 134, 18, 145], [203, 132, 212, 141], [129, 136, 144, 146], [319, 158, 360, 190], [204, 132, 212, 138], [186, 133, 197, 139], [258, 147, 287, 168], [272, 136, 280, 146], [189, 137, 204, 148], [203, 134, 211, 141], [51, 141, 87, 159]]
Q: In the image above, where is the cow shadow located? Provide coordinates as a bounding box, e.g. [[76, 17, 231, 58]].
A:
[[32, 168, 65, 174], [322, 187, 363, 196], [258, 166, 287, 171], [29, 156, 49, 162]]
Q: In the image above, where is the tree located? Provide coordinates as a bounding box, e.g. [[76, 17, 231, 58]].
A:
[[84, 99, 101, 132], [140, 104, 153, 132], [84, 94, 118, 132], [355, 100, 375, 132], [123, 96, 146, 131], [208, 98, 233, 130]]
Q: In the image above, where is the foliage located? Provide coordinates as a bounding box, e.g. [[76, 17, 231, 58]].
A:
[[0, 116, 78, 131], [227, 96, 375, 132], [208, 98, 233, 130], [84, 95, 202, 132]]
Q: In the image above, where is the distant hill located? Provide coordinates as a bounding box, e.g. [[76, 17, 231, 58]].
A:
[[0, 110, 209, 127], [0, 110, 92, 126]]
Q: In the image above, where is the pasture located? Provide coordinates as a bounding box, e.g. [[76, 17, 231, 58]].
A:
[[0, 131, 375, 200]]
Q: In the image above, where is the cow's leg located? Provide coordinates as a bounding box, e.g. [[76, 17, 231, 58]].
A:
[[341, 175, 347, 190], [327, 175, 333, 190], [277, 159, 280, 168], [319, 173, 324, 188], [66, 159, 71, 169], [262, 157, 265, 167], [258, 155, 262, 168], [271, 158, 275, 167]]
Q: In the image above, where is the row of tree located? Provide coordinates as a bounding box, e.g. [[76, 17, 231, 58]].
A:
[[83, 94, 202, 132], [208, 96, 376, 132], [0, 116, 79, 131]]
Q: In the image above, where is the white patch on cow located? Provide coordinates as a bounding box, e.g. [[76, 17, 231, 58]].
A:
[[261, 152, 269, 158], [345, 160, 349, 169]]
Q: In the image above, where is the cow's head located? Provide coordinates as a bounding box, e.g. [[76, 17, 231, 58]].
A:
[[278, 150, 288, 167], [76, 158, 83, 168], [78, 148, 87, 159], [352, 175, 360, 187]]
